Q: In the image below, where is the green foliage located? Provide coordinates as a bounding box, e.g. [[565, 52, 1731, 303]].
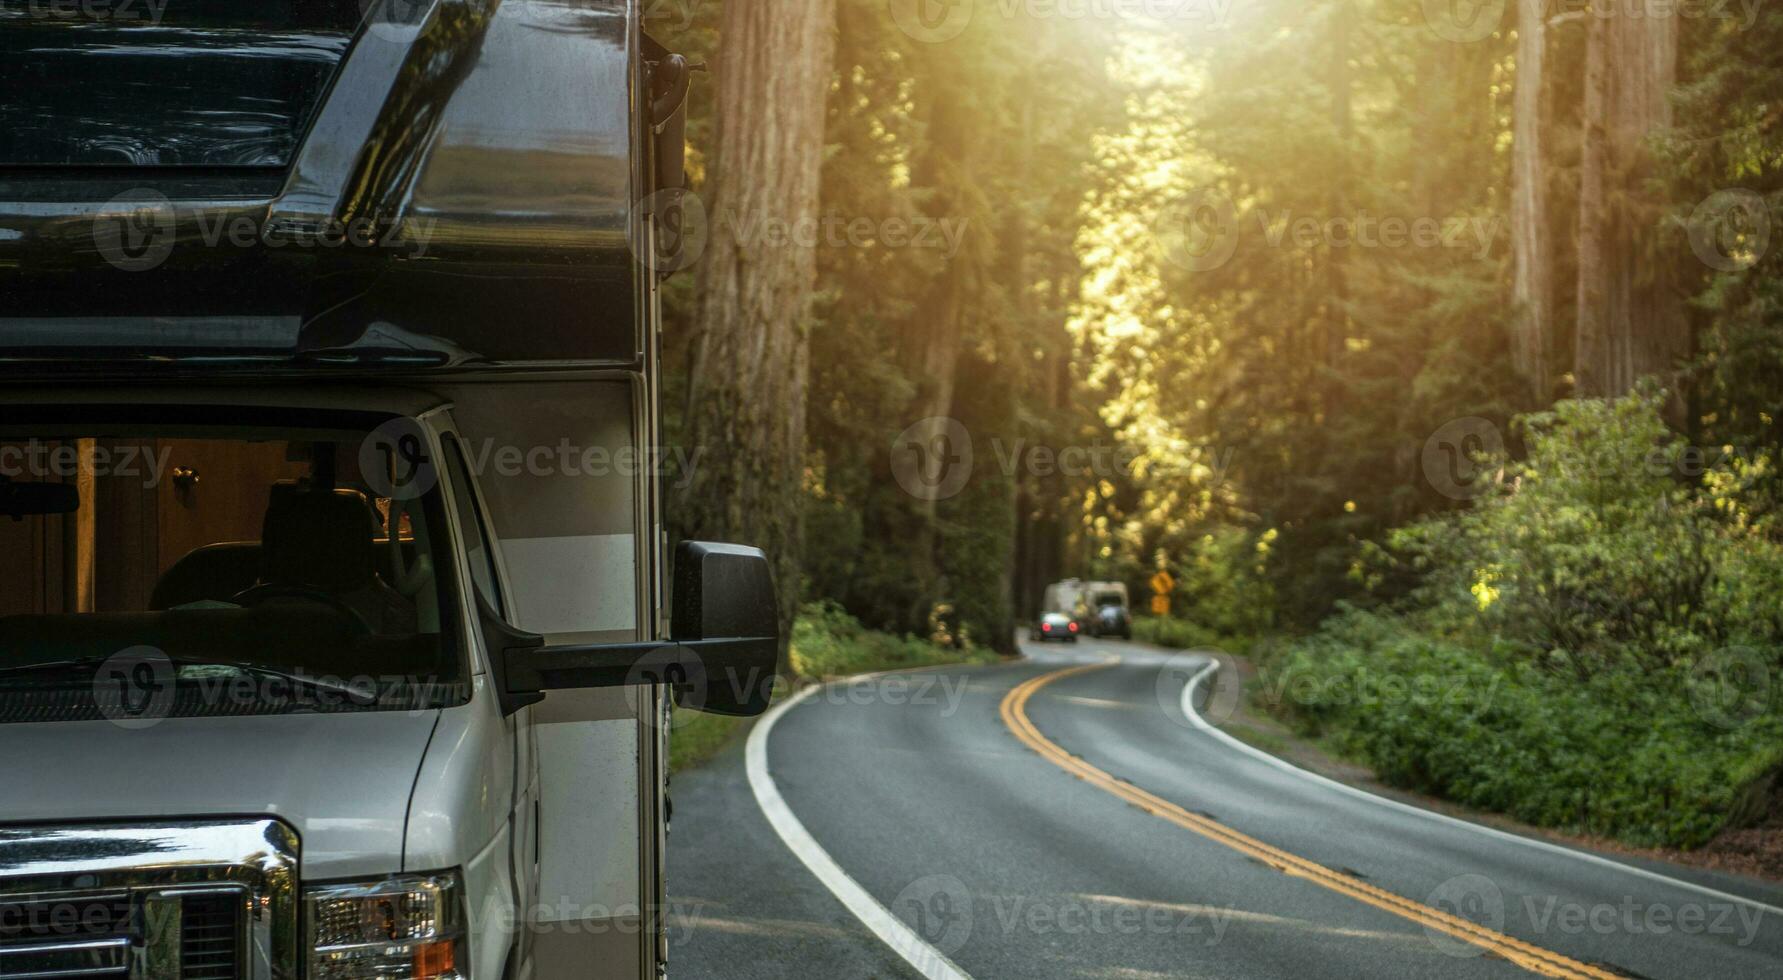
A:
[[1272, 609, 1782, 849], [1666, 10, 1783, 497], [788, 600, 1000, 681], [1131, 615, 1228, 652], [1178, 526, 1278, 639], [1277, 396, 1783, 847], [787, 1, 1117, 645], [1378, 391, 1783, 670], [671, 601, 1003, 771]]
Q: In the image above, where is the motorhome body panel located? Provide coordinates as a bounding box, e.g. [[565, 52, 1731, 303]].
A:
[[438, 378, 658, 976], [0, 0, 647, 368]]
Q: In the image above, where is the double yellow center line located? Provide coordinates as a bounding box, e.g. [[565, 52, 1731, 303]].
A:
[[999, 662, 1619, 980]]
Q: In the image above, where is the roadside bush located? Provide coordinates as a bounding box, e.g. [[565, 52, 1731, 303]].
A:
[[1281, 393, 1783, 848], [1177, 526, 1279, 639], [1132, 615, 1229, 651], [1375, 392, 1783, 673], [673, 600, 1001, 770], [1273, 609, 1783, 848], [789, 600, 999, 680]]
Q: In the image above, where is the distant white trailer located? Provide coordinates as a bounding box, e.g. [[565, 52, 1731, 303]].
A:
[[1043, 579, 1130, 620]]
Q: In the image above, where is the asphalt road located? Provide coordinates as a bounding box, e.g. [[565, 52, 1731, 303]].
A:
[[666, 636, 1783, 979]]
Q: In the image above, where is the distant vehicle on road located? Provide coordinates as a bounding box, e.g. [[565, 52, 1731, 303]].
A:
[[1034, 612, 1080, 642], [1043, 578, 1132, 633], [1091, 603, 1133, 640]]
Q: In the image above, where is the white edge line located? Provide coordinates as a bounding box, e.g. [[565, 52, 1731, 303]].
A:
[[1178, 655, 1783, 918], [746, 683, 976, 980]]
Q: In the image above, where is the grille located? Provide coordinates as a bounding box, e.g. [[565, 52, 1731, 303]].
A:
[[0, 890, 243, 979], [0, 892, 132, 979], [180, 892, 244, 980]]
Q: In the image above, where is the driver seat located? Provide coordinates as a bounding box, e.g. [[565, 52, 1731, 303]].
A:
[[253, 483, 414, 633]]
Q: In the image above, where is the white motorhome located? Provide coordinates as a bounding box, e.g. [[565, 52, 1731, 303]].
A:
[[0, 3, 758, 979], [1041, 579, 1130, 620]]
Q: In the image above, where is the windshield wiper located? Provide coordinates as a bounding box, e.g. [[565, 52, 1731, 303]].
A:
[[0, 658, 389, 703], [0, 657, 112, 677]]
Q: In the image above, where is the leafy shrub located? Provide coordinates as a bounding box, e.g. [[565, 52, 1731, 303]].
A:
[[1132, 615, 1228, 651], [789, 600, 998, 680], [1271, 609, 1782, 848], [1176, 526, 1279, 639], [1283, 393, 1783, 848]]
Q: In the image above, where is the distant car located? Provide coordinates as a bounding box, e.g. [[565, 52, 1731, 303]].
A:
[[1091, 604, 1132, 640], [1035, 612, 1079, 643]]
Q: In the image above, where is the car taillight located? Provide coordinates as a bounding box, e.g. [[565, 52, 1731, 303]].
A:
[[1068, 622, 1078, 632], [1042, 623, 1052, 631]]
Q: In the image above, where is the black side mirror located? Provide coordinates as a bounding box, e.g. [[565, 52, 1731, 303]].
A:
[[493, 541, 780, 716]]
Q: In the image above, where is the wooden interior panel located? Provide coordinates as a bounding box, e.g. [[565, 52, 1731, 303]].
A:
[[5, 438, 310, 616], [154, 439, 305, 573]]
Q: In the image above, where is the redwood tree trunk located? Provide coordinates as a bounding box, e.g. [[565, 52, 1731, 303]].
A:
[[893, 45, 974, 627], [678, 0, 837, 650], [1574, 4, 1683, 408], [1510, 0, 1551, 404]]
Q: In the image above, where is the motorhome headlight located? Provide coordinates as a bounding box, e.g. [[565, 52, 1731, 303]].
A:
[[306, 872, 466, 979]]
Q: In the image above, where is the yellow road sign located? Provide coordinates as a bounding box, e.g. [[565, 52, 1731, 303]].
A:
[[1149, 570, 1175, 595], [1150, 595, 1171, 616]]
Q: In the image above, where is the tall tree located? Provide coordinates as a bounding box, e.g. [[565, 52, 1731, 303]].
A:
[[1510, 0, 1551, 404], [1574, 7, 1685, 406], [677, 0, 837, 647]]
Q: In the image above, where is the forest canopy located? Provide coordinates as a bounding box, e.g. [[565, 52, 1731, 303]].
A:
[[661, 0, 1779, 650]]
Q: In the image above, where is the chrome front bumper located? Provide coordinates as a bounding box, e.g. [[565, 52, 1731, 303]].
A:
[[0, 819, 299, 980]]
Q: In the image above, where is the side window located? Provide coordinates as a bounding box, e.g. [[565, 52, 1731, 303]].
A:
[[443, 438, 504, 614]]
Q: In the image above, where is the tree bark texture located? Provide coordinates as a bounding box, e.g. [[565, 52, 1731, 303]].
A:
[[1574, 3, 1685, 406], [678, 0, 837, 648]]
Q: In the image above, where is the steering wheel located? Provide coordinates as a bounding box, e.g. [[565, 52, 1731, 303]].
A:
[[232, 583, 373, 634]]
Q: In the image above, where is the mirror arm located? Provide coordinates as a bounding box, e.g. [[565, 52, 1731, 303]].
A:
[[501, 637, 777, 713], [475, 592, 546, 716]]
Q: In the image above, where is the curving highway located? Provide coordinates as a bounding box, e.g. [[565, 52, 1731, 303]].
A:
[[666, 636, 1783, 979]]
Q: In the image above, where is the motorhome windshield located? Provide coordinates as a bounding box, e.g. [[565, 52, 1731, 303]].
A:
[[0, 421, 468, 723], [0, 0, 366, 167]]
